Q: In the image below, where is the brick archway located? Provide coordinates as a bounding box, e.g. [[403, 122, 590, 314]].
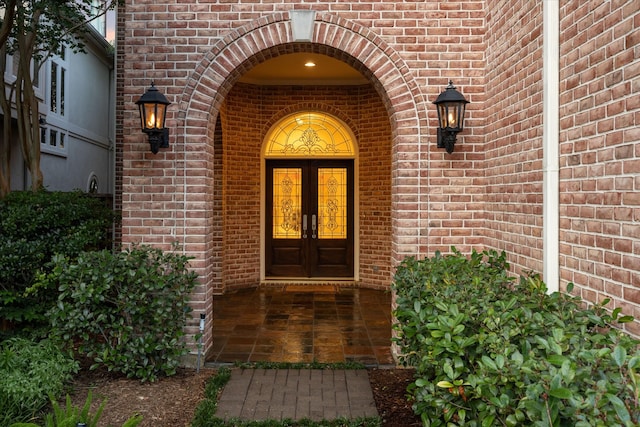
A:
[[174, 11, 428, 288]]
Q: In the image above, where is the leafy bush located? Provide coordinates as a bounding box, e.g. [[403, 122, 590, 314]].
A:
[[0, 190, 115, 330], [0, 338, 79, 425], [40, 245, 199, 382], [393, 248, 640, 426], [10, 392, 143, 427]]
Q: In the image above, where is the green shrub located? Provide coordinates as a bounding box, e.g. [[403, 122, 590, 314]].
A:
[[0, 338, 79, 425], [40, 245, 199, 382], [0, 190, 115, 330], [393, 248, 640, 426]]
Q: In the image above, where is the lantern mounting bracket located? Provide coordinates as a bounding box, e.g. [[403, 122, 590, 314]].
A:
[[145, 128, 169, 154], [437, 128, 458, 154]]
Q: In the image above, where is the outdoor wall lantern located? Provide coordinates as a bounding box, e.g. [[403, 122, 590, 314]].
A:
[[433, 80, 469, 154], [136, 82, 171, 154]]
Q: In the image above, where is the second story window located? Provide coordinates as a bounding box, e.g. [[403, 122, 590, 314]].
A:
[[50, 60, 66, 116]]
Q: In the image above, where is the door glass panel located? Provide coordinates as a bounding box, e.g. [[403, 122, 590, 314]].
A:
[[317, 168, 347, 239], [272, 168, 302, 239]]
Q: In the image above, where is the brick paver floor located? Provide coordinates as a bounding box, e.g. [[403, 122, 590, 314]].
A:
[[215, 368, 378, 421]]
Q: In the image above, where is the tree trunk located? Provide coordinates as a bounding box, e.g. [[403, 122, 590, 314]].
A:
[[14, 9, 43, 191], [0, 48, 12, 198], [0, 2, 17, 198]]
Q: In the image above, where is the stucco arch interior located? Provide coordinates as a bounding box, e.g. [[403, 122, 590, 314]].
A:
[[178, 12, 426, 293]]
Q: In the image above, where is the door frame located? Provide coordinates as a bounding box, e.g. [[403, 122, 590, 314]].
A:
[[261, 158, 359, 282]]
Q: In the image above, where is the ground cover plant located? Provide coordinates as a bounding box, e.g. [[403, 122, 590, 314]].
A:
[[0, 338, 78, 425], [392, 248, 640, 426], [10, 392, 143, 427]]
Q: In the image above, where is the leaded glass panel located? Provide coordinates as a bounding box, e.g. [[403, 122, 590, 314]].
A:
[[265, 112, 354, 157], [272, 168, 302, 239], [317, 168, 347, 239]]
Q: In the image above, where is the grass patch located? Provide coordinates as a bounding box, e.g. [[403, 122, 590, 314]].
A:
[[191, 366, 381, 427]]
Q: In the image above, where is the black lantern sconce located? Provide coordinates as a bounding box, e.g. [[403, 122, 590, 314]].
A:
[[136, 82, 171, 154], [433, 80, 469, 154]]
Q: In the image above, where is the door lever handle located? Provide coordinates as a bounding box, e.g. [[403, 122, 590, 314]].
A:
[[302, 214, 308, 239], [311, 214, 317, 239]]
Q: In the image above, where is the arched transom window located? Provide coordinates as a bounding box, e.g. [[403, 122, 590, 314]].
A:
[[264, 111, 355, 158]]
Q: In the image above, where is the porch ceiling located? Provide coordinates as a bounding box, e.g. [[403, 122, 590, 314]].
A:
[[238, 53, 368, 86]]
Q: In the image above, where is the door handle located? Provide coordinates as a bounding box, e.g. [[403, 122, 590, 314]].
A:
[[311, 214, 317, 239], [302, 214, 308, 239]]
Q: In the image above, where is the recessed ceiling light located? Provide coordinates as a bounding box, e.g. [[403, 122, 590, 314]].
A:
[[304, 61, 316, 67]]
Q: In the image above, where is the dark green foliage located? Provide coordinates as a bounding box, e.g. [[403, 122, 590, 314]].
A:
[[0, 338, 79, 425], [0, 190, 115, 330], [41, 245, 198, 382], [393, 248, 640, 426]]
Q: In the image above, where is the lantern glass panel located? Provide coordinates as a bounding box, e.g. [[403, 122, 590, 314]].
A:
[[141, 103, 167, 130], [155, 104, 167, 128], [138, 104, 146, 131], [457, 104, 466, 130], [437, 105, 447, 128], [447, 103, 462, 128]]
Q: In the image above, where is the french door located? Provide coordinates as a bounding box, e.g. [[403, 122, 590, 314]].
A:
[[266, 159, 354, 278]]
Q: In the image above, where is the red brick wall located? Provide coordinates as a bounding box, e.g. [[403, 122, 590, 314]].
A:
[[559, 0, 640, 335], [114, 1, 495, 352], [483, 1, 545, 276], [221, 83, 392, 290], [115, 0, 640, 349], [421, 2, 487, 257], [483, 0, 640, 334]]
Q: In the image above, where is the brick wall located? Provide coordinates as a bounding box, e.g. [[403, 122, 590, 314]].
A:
[[483, 1, 545, 276], [483, 0, 640, 334], [116, 0, 640, 350], [421, 2, 487, 257], [117, 1, 488, 353], [559, 0, 640, 335]]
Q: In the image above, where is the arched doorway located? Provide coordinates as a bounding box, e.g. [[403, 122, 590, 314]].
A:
[[151, 11, 427, 361], [262, 111, 358, 280]]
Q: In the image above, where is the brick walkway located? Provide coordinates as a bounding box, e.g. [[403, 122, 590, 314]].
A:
[[215, 368, 378, 421]]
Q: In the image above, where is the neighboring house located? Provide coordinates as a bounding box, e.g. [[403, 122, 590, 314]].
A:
[[116, 0, 640, 363], [4, 21, 115, 194]]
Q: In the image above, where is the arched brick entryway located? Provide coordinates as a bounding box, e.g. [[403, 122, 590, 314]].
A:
[[121, 11, 429, 360], [177, 11, 426, 275]]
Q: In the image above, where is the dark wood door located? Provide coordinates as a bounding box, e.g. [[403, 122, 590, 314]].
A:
[[266, 159, 354, 278]]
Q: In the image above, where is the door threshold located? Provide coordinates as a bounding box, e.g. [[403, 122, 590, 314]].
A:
[[260, 279, 357, 290]]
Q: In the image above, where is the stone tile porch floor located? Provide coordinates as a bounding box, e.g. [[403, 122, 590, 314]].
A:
[[206, 285, 395, 366]]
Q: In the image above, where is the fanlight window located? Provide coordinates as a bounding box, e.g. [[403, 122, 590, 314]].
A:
[[264, 112, 355, 158]]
